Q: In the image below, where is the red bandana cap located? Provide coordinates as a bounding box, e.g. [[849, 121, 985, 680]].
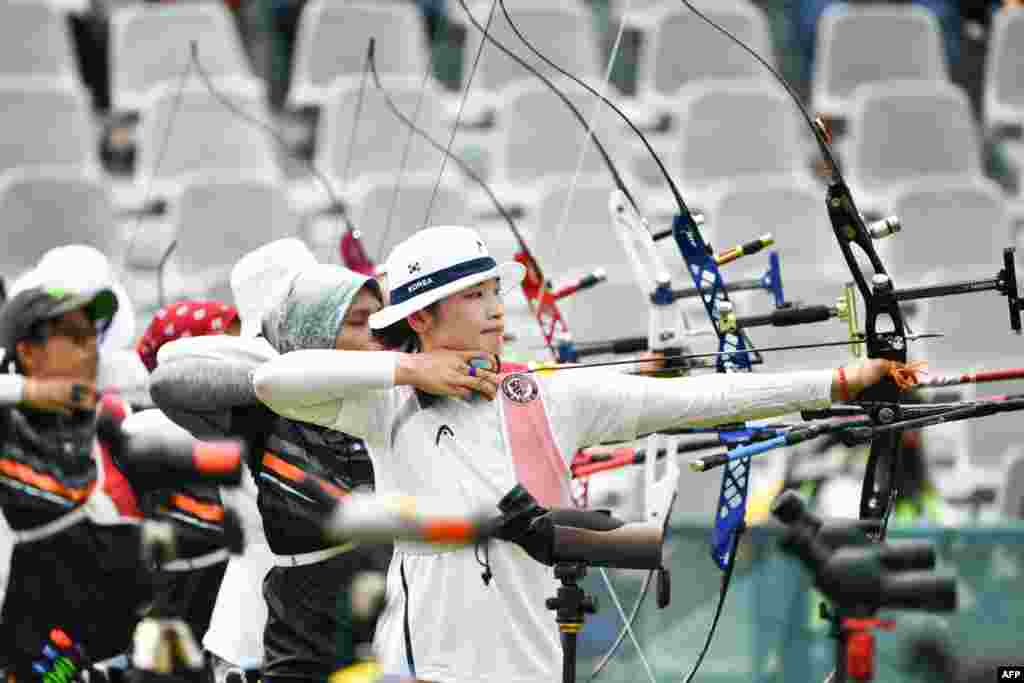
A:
[[136, 299, 239, 372]]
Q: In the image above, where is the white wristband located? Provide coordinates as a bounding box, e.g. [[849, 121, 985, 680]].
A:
[[0, 374, 26, 406]]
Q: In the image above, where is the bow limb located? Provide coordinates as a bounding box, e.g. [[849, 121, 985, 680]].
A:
[[674, 0, 908, 537], [375, 47, 435, 264], [451, 5, 668, 681], [496, 0, 755, 570], [365, 39, 571, 361], [453, 0, 639, 210], [187, 42, 374, 275], [495, 0, 692, 219], [127, 54, 194, 307], [491, 4, 764, 681]]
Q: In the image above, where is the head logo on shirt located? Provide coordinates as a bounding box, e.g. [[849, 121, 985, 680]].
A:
[[435, 424, 455, 445], [501, 373, 539, 404]]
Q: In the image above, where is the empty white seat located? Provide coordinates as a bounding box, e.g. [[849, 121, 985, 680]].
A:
[[916, 272, 1023, 467], [984, 7, 1024, 135], [171, 174, 300, 293], [134, 80, 279, 190], [706, 176, 847, 285], [561, 279, 649, 343], [288, 0, 431, 109], [0, 81, 99, 176], [1001, 447, 1024, 519], [346, 173, 471, 264], [314, 75, 451, 198], [665, 80, 808, 211], [492, 81, 627, 195], [111, 2, 258, 112], [459, 0, 602, 96], [531, 177, 633, 284], [0, 168, 116, 278], [883, 178, 1011, 282], [635, 0, 773, 103], [811, 4, 947, 122], [847, 81, 981, 214], [0, 1, 79, 87]]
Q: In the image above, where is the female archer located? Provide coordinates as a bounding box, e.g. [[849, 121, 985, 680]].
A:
[[251, 225, 893, 683]]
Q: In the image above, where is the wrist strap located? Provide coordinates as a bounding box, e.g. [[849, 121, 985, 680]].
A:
[[838, 367, 850, 402]]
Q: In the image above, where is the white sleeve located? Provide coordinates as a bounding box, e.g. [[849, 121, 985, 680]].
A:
[[251, 350, 398, 439], [157, 335, 278, 366], [543, 368, 833, 456], [0, 375, 25, 406]]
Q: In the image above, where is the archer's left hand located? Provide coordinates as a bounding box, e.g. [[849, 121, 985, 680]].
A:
[[834, 359, 908, 401]]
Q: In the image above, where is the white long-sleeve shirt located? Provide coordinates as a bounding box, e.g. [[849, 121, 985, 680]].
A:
[[252, 351, 833, 683]]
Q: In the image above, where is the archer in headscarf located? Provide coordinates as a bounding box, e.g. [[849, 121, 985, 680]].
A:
[[150, 263, 388, 682]]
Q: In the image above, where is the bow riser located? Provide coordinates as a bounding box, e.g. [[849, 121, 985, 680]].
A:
[[671, 210, 758, 569]]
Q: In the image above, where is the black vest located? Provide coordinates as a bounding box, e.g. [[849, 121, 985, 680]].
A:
[[0, 406, 149, 666], [232, 405, 375, 555]]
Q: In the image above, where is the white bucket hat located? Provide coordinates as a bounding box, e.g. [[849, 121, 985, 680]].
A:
[[230, 238, 317, 338], [369, 225, 525, 330]]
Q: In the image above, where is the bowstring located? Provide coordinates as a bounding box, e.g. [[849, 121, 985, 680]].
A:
[[419, 0, 499, 234], [488, 5, 659, 679], [377, 39, 439, 263], [126, 53, 193, 308], [339, 46, 372, 190], [188, 42, 364, 263], [597, 564, 658, 683], [547, 0, 634, 255]]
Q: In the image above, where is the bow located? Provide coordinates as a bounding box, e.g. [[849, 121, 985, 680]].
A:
[[672, 0, 1023, 542], [363, 38, 605, 363], [466, 1, 808, 679], [134, 40, 375, 308]]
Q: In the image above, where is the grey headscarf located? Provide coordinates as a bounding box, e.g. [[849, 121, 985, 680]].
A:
[[262, 264, 381, 354]]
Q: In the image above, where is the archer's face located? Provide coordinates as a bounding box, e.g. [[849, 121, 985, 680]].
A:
[[335, 285, 385, 351], [426, 278, 506, 356], [17, 309, 99, 382]]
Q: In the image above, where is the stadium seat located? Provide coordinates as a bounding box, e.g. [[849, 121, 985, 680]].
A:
[[983, 7, 1024, 137], [0, 168, 116, 279], [458, 0, 602, 103], [0, 0, 79, 87], [170, 174, 300, 297], [883, 177, 1012, 283], [633, 0, 773, 106], [134, 80, 279, 193], [343, 173, 471, 264], [0, 80, 99, 177], [309, 75, 451, 212], [490, 81, 627, 208], [288, 0, 431, 109], [560, 279, 649, 343], [641, 80, 808, 217], [705, 176, 847, 284], [1001, 447, 1024, 519], [110, 2, 259, 112], [916, 271, 1023, 468], [846, 80, 982, 216], [811, 3, 947, 124], [531, 177, 637, 285]]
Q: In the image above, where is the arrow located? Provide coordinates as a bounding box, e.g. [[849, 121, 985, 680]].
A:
[[522, 333, 945, 374]]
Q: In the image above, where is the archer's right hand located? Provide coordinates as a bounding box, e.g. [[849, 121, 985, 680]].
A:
[[22, 377, 97, 414], [396, 351, 500, 401]]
